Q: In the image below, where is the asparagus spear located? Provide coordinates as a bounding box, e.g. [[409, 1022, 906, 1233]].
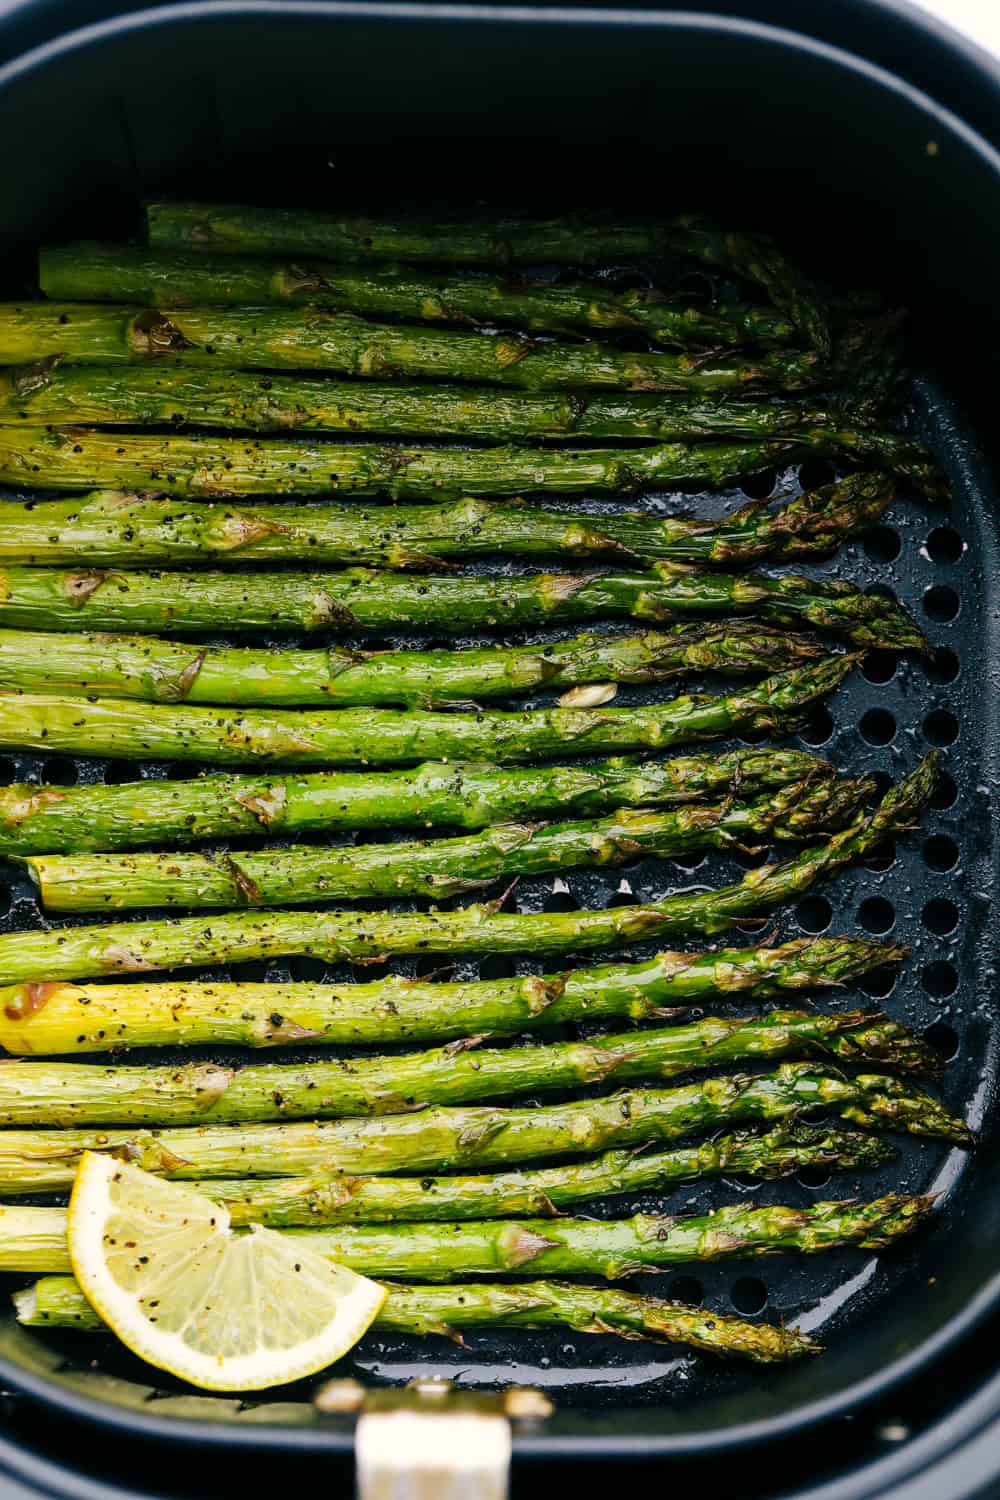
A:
[[0, 1125, 898, 1229], [0, 756, 941, 984], [0, 938, 902, 1053], [0, 304, 825, 392], [0, 426, 811, 501], [0, 1195, 933, 1278], [0, 656, 856, 767], [0, 749, 830, 857], [0, 564, 923, 648], [0, 1063, 969, 1191], [0, 474, 907, 570], [143, 204, 832, 351], [0, 623, 824, 710], [0, 1010, 936, 1128], [0, 364, 841, 439], [39, 243, 799, 348], [22, 776, 874, 913], [192, 1126, 899, 1225], [0, 365, 935, 481], [16, 1276, 820, 1363]]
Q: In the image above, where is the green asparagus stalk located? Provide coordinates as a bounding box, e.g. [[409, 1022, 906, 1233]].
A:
[[39, 243, 799, 348], [0, 1062, 969, 1191], [0, 749, 830, 857], [0, 304, 825, 392], [0, 623, 824, 710], [0, 656, 857, 768], [16, 1276, 820, 1363], [0, 565, 923, 649], [0, 475, 908, 571], [0, 425, 810, 501], [0, 938, 903, 1053], [192, 1126, 899, 1225], [143, 204, 833, 351], [0, 365, 936, 483], [0, 756, 940, 984], [0, 364, 818, 440], [22, 777, 874, 914], [0, 1125, 893, 1226], [0, 1009, 936, 1128], [0, 1194, 933, 1279]]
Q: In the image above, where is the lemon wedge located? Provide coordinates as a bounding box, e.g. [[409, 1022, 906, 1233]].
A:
[[67, 1151, 385, 1391]]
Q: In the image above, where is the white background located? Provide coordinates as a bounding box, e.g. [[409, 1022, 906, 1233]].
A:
[[912, 0, 1000, 58]]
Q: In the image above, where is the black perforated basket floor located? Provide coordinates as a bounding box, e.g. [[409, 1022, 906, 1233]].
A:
[[0, 374, 993, 1429]]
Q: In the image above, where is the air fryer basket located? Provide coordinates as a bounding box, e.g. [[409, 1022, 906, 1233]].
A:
[[0, 0, 996, 1464]]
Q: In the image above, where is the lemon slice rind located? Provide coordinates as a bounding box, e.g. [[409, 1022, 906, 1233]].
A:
[[67, 1151, 386, 1391]]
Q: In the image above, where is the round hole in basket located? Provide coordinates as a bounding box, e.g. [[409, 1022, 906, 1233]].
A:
[[796, 895, 833, 934], [924, 526, 965, 564], [858, 896, 896, 934], [923, 584, 960, 622], [863, 526, 901, 564], [730, 1277, 768, 1316], [922, 897, 959, 936], [666, 1276, 704, 1308], [921, 960, 958, 998], [924, 1021, 960, 1062]]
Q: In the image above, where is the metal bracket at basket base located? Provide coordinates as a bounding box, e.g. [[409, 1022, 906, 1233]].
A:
[[315, 1375, 554, 1500]]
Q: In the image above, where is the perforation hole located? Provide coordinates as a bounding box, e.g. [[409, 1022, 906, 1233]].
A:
[[922, 898, 959, 936], [738, 725, 769, 747], [863, 838, 896, 873], [103, 762, 144, 785], [608, 881, 638, 909], [797, 1166, 832, 1190], [39, 758, 77, 787], [668, 853, 706, 873], [234, 960, 272, 982], [730, 846, 771, 870], [166, 763, 198, 781], [0, 758, 14, 786], [351, 961, 389, 982], [543, 885, 577, 914], [923, 708, 959, 746], [930, 772, 958, 811], [859, 965, 897, 999], [923, 834, 959, 871], [796, 896, 832, 934], [921, 960, 958, 998], [666, 1276, 703, 1307], [860, 708, 896, 746], [412, 956, 445, 979], [740, 469, 777, 500], [925, 527, 964, 564], [858, 896, 896, 934], [923, 585, 960, 622], [925, 647, 960, 685], [924, 1021, 960, 1061], [478, 954, 517, 981], [799, 706, 834, 747], [289, 956, 328, 981], [0, 883, 10, 918], [730, 1277, 768, 1315], [798, 459, 837, 490], [863, 526, 901, 564], [861, 650, 899, 685]]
